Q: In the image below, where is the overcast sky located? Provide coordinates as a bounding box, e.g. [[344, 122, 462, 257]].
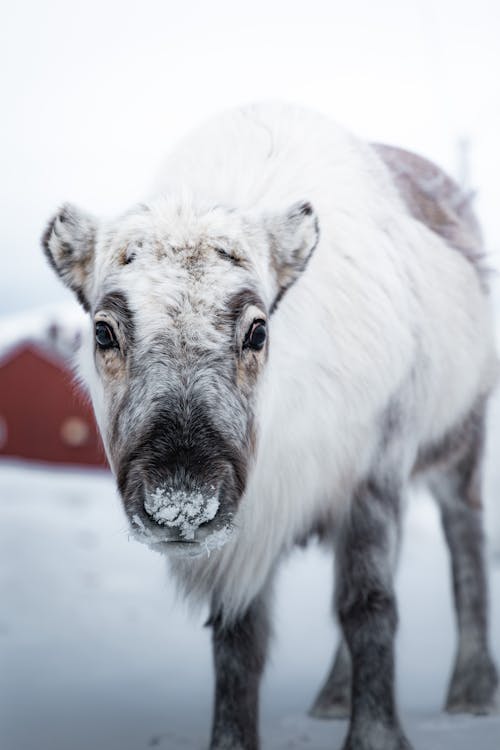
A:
[[2, 0, 499, 316]]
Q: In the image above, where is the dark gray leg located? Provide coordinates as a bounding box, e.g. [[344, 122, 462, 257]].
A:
[[335, 479, 412, 750], [208, 589, 272, 750], [310, 627, 351, 719], [430, 409, 498, 714]]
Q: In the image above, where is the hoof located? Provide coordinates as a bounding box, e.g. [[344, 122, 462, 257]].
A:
[[341, 726, 413, 750], [445, 694, 499, 716], [309, 697, 350, 720], [309, 682, 351, 720], [445, 652, 499, 715]]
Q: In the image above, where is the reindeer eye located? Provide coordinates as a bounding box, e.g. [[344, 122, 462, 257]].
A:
[[95, 321, 118, 350], [244, 319, 267, 351]]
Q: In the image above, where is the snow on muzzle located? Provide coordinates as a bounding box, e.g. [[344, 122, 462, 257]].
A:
[[144, 485, 220, 540], [129, 477, 236, 556]]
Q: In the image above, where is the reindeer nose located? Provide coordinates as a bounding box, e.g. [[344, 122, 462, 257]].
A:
[[144, 485, 220, 540]]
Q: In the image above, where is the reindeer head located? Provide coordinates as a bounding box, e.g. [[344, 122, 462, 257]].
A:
[[42, 196, 319, 555]]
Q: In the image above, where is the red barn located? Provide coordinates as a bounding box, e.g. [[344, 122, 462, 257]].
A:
[[0, 342, 107, 468]]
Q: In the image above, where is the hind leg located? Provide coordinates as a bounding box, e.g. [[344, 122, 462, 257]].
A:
[[310, 635, 351, 719], [429, 406, 498, 714]]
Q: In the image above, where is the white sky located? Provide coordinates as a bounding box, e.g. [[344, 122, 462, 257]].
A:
[[2, 0, 499, 315]]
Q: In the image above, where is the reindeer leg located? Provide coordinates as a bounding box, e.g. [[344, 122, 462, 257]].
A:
[[335, 478, 412, 750], [208, 586, 272, 750], [310, 620, 351, 719], [429, 406, 498, 714]]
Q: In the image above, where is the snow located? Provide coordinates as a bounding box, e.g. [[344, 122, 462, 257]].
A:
[[144, 486, 220, 540], [0, 460, 499, 750], [201, 525, 233, 556]]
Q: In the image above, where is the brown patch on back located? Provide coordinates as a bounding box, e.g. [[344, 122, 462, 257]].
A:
[[374, 144, 486, 285]]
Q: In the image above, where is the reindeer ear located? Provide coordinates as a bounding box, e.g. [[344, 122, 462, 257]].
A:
[[42, 203, 97, 311], [266, 201, 320, 310]]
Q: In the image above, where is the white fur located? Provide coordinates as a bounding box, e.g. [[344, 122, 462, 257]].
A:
[[78, 103, 497, 618]]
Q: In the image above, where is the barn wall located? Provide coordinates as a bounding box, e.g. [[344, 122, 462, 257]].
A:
[[0, 345, 107, 468]]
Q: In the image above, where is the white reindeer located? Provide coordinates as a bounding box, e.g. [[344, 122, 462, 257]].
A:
[[42, 103, 498, 750]]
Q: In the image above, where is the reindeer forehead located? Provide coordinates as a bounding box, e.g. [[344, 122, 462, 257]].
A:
[[92, 205, 257, 316], [91, 212, 265, 350], [100, 201, 250, 270]]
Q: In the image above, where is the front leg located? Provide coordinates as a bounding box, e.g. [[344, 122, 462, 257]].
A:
[[336, 479, 413, 750], [209, 588, 272, 750]]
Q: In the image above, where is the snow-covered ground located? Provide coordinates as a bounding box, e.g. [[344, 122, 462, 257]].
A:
[[0, 461, 499, 750]]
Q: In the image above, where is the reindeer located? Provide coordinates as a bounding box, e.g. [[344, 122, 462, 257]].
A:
[[42, 103, 498, 750]]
